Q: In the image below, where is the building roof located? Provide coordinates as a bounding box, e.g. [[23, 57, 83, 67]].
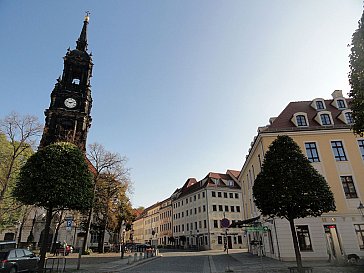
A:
[[262, 95, 352, 133]]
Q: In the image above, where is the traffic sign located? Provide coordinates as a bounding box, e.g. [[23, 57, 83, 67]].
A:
[[66, 219, 72, 231], [220, 218, 230, 228]]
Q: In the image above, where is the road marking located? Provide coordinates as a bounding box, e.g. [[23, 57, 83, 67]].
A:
[[208, 256, 217, 273]]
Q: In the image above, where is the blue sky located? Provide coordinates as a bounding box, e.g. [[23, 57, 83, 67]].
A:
[[0, 1, 362, 208]]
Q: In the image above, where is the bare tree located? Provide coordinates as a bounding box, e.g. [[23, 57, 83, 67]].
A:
[[81, 143, 131, 254], [0, 112, 42, 227]]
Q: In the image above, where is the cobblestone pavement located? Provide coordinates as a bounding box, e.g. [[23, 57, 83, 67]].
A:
[[46, 249, 364, 273]]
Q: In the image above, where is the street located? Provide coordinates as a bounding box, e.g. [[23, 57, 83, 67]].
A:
[[50, 249, 364, 273]]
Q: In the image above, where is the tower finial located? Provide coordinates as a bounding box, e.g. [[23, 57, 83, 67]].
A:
[[76, 12, 90, 51]]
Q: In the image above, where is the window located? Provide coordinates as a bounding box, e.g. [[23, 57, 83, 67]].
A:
[[296, 115, 307, 126], [72, 78, 80, 85], [218, 236, 223, 244], [238, 236, 242, 244], [203, 205, 206, 212], [337, 99, 346, 109], [305, 142, 320, 162], [316, 100, 325, 110], [235, 193, 239, 199], [202, 192, 205, 198], [194, 208, 197, 214], [186, 210, 188, 216], [320, 113, 331, 125], [354, 224, 364, 249], [212, 191, 216, 197], [345, 112, 354, 124], [218, 205, 223, 211], [230, 206, 235, 212], [236, 206, 240, 212], [204, 220, 207, 228], [296, 225, 313, 251], [186, 198, 188, 204], [225, 206, 229, 212], [331, 141, 347, 161], [218, 192, 222, 198], [224, 192, 228, 198], [341, 176, 358, 199], [229, 193, 233, 198], [213, 205, 217, 211], [198, 193, 200, 199], [358, 140, 364, 160]]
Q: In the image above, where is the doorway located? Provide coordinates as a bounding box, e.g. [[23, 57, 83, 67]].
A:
[[324, 225, 343, 262]]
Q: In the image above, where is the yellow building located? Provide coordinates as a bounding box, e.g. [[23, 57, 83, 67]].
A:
[[239, 90, 364, 261]]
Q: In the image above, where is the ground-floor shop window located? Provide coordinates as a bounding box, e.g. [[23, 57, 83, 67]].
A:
[[296, 225, 312, 251], [354, 224, 364, 249]]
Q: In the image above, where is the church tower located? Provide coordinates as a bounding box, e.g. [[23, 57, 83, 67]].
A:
[[40, 14, 93, 151]]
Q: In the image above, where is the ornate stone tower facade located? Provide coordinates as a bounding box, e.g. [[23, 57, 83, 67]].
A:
[[40, 14, 93, 151]]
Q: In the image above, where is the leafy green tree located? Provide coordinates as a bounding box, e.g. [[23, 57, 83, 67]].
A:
[[0, 112, 42, 230], [13, 142, 94, 271], [253, 135, 335, 273], [349, 10, 364, 136]]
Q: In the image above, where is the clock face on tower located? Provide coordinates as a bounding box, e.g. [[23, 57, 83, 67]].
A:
[[64, 98, 77, 108]]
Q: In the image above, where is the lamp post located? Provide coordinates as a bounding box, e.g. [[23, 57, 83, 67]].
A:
[[357, 201, 364, 217], [196, 230, 199, 251]]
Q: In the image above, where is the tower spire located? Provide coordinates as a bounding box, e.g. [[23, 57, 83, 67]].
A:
[[76, 11, 90, 51]]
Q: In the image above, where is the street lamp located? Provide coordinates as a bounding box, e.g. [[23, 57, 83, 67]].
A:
[[196, 230, 199, 251], [357, 201, 364, 217]]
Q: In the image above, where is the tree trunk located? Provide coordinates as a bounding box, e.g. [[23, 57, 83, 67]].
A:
[[51, 211, 64, 254], [288, 218, 303, 273], [38, 207, 53, 273]]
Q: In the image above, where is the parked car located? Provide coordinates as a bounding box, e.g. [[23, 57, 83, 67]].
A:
[[0, 248, 39, 273]]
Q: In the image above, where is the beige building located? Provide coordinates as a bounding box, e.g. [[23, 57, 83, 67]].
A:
[[239, 90, 364, 261], [158, 198, 173, 246], [172, 170, 246, 250]]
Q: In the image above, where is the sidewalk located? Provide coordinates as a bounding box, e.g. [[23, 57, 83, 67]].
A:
[[228, 250, 364, 273], [45, 251, 159, 273]]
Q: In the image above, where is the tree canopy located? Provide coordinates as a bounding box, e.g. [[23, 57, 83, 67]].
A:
[[349, 10, 364, 136], [253, 135, 335, 220], [13, 142, 94, 211]]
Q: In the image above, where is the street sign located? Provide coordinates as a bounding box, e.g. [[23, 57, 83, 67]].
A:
[[246, 226, 268, 232], [66, 218, 72, 232]]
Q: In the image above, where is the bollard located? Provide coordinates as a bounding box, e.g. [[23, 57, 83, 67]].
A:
[[128, 255, 132, 265], [134, 253, 137, 262], [139, 252, 143, 260], [144, 251, 147, 259]]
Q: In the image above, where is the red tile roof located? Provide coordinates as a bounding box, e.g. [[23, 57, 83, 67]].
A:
[[265, 98, 352, 132]]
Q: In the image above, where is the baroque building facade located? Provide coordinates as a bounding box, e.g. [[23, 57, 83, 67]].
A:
[[239, 90, 364, 262]]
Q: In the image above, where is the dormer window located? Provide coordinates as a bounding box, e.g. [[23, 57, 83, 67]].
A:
[[320, 113, 331, 125], [338, 109, 354, 125], [315, 111, 333, 126], [345, 112, 354, 124], [291, 112, 309, 127], [316, 101, 325, 110], [296, 115, 307, 126], [311, 99, 326, 111], [337, 99, 346, 109]]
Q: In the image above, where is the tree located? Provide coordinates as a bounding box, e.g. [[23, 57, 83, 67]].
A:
[[252, 135, 335, 273], [82, 142, 132, 254], [349, 10, 364, 136], [0, 112, 42, 230], [13, 142, 94, 271]]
